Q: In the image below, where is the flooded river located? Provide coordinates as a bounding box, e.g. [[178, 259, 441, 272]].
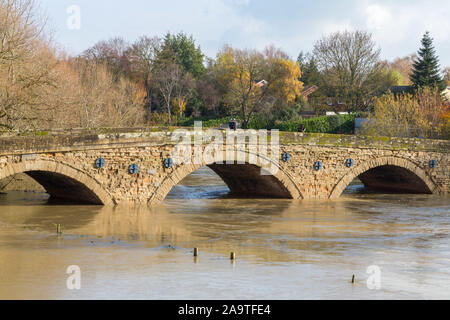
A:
[[0, 167, 449, 299]]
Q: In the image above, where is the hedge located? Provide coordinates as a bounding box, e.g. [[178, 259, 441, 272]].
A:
[[273, 114, 359, 134], [179, 113, 360, 134]]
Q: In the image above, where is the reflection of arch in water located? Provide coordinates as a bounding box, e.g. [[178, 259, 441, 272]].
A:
[[74, 200, 299, 262], [74, 205, 189, 241], [330, 157, 437, 198], [0, 160, 114, 205], [149, 152, 303, 204]]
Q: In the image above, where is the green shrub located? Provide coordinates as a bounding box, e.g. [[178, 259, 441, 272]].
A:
[[178, 113, 361, 134], [273, 119, 303, 132], [248, 114, 276, 130], [273, 113, 360, 134], [178, 116, 231, 128]]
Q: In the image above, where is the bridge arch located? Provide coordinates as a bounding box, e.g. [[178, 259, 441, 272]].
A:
[[0, 159, 114, 205], [330, 156, 437, 198], [149, 151, 303, 204]]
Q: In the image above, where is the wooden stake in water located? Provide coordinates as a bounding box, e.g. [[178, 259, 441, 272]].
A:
[[193, 248, 199, 257], [351, 275, 355, 284], [56, 224, 62, 235], [230, 252, 236, 260]]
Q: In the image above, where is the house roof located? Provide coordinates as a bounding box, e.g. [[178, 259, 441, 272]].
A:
[[255, 80, 268, 88], [301, 85, 319, 97]]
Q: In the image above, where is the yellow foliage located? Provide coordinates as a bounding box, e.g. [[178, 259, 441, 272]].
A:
[[441, 106, 450, 139], [266, 58, 303, 105], [213, 45, 303, 127], [363, 87, 448, 139], [172, 97, 187, 116]]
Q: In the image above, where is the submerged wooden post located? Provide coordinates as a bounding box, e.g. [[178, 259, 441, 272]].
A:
[[56, 224, 62, 235], [351, 275, 355, 284], [193, 248, 198, 257], [230, 252, 236, 260]]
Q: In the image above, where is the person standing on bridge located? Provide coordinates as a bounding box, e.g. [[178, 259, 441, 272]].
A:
[[298, 124, 306, 133], [229, 118, 238, 131]]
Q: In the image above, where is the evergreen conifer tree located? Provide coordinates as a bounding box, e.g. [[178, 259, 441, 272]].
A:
[[410, 32, 445, 91]]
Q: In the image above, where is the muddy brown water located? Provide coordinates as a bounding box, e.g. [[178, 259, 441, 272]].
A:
[[0, 167, 449, 299]]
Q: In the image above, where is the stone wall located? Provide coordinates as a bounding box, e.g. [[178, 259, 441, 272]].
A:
[[0, 129, 448, 205]]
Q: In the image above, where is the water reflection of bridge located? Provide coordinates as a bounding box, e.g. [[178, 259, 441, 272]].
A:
[[0, 196, 426, 264]]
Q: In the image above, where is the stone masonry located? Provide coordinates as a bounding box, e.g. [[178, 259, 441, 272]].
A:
[[0, 128, 448, 205]]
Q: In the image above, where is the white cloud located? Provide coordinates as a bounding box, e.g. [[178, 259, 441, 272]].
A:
[[41, 0, 450, 66], [364, 1, 450, 41], [321, 19, 355, 35], [361, 1, 450, 64], [366, 4, 392, 30]]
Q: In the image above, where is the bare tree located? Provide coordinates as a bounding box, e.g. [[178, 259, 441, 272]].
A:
[[68, 58, 146, 129], [153, 63, 182, 124], [198, 71, 220, 116], [0, 0, 147, 132], [313, 31, 381, 87], [82, 37, 130, 80], [0, 0, 45, 61], [127, 36, 162, 113], [313, 30, 383, 111], [0, 0, 55, 131], [173, 72, 194, 119]]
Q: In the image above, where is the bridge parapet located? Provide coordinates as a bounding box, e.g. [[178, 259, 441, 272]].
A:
[[0, 128, 449, 155]]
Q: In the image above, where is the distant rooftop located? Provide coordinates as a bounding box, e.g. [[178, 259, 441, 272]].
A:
[[301, 85, 319, 98]]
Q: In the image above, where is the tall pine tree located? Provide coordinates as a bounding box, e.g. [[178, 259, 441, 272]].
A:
[[410, 32, 445, 91]]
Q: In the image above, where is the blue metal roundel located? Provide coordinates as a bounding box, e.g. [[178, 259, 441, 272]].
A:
[[95, 158, 105, 168], [282, 152, 291, 163], [129, 164, 139, 174], [164, 158, 174, 169], [346, 158, 355, 168], [429, 160, 437, 169], [314, 161, 323, 171]]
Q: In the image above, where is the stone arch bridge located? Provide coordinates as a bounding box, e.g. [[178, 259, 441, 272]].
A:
[[0, 128, 448, 205]]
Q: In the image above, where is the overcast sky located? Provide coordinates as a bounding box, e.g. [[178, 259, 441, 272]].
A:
[[41, 0, 450, 67]]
